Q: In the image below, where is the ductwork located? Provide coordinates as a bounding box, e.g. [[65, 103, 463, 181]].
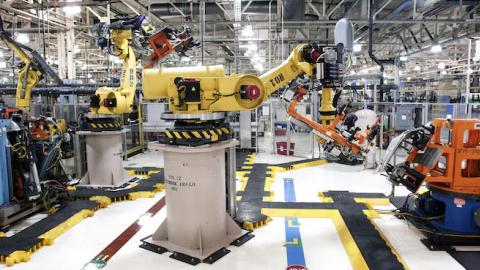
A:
[[150, 2, 277, 16], [151, 1, 306, 21]]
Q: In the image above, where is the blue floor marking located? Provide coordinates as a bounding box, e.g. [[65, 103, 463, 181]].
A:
[[283, 178, 307, 269]]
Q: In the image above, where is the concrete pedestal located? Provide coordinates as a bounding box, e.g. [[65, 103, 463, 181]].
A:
[[77, 130, 132, 187], [144, 139, 247, 261]]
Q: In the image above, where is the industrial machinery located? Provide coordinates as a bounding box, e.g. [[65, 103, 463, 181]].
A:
[[286, 84, 379, 165], [77, 15, 151, 186], [0, 17, 74, 226], [79, 15, 198, 186], [144, 25, 200, 68], [140, 18, 355, 265], [383, 119, 480, 248], [0, 17, 63, 111]]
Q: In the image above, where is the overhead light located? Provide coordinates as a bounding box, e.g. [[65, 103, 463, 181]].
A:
[[241, 24, 254, 37], [361, 78, 365, 82], [63, 6, 81, 15], [399, 71, 403, 75], [467, 68, 473, 74], [0, 62, 6, 68], [414, 65, 421, 71], [8, 72, 13, 77], [196, 62, 202, 66], [431, 44, 442, 53], [180, 56, 191, 63], [0, 51, 3, 58], [407, 77, 411, 81], [87, 74, 92, 78], [384, 79, 388, 84], [361, 69, 368, 74], [247, 43, 257, 51], [251, 54, 261, 63], [353, 44, 362, 52], [441, 70, 447, 75], [90, 78, 96, 83], [74, 46, 80, 54], [81, 65, 87, 71], [399, 56, 408, 61], [438, 62, 446, 70], [254, 63, 264, 72], [2, 77, 7, 83], [15, 33, 29, 44], [350, 70, 356, 75]]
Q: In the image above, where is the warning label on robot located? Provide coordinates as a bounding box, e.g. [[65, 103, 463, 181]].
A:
[[166, 175, 196, 191]]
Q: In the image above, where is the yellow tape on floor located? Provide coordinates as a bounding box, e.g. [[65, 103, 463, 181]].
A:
[[261, 208, 369, 270]]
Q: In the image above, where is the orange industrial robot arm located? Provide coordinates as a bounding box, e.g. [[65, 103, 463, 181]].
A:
[[287, 86, 362, 154]]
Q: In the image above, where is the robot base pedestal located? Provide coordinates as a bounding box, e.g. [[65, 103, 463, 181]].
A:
[[141, 140, 253, 264], [77, 130, 133, 187]]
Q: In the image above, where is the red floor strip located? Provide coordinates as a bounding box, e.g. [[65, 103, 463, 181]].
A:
[[90, 197, 166, 264]]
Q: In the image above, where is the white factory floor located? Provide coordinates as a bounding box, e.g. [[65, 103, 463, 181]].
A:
[[2, 149, 472, 270]]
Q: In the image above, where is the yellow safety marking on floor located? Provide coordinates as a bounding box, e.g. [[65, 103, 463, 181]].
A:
[[363, 209, 381, 219], [2, 206, 98, 266], [267, 166, 287, 173], [242, 165, 253, 170], [221, 127, 229, 134], [0, 232, 6, 237], [173, 132, 182, 139], [67, 186, 76, 191], [216, 129, 223, 135], [236, 171, 250, 178], [289, 159, 328, 170], [165, 131, 173, 138], [40, 209, 95, 246], [89, 196, 112, 208], [317, 192, 334, 203], [202, 131, 210, 138], [192, 131, 202, 138], [354, 198, 391, 206], [244, 154, 256, 165], [4, 251, 31, 267], [239, 177, 249, 191], [261, 208, 369, 270], [108, 123, 114, 128], [262, 176, 275, 202], [182, 132, 191, 139], [211, 133, 218, 141], [128, 191, 155, 200], [242, 217, 272, 231], [369, 219, 411, 270], [153, 183, 165, 192], [91, 123, 97, 128]]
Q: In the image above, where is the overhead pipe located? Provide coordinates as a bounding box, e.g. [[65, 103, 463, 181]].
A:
[[368, 0, 394, 95]]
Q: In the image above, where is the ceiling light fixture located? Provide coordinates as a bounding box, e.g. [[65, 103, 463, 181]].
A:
[[241, 24, 254, 37], [399, 56, 407, 61], [414, 65, 421, 71], [431, 44, 442, 53], [63, 6, 81, 15], [438, 62, 446, 70], [353, 44, 362, 52], [15, 33, 29, 44]]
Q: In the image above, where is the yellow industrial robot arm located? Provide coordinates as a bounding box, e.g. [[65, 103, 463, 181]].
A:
[[89, 16, 148, 115], [259, 44, 319, 97], [0, 16, 63, 110], [142, 43, 322, 114]]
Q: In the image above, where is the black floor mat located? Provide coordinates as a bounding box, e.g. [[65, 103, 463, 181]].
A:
[[70, 171, 164, 201], [0, 200, 99, 257]]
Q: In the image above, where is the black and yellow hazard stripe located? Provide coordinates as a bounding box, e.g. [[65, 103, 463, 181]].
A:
[[159, 125, 234, 146], [86, 122, 122, 131]]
